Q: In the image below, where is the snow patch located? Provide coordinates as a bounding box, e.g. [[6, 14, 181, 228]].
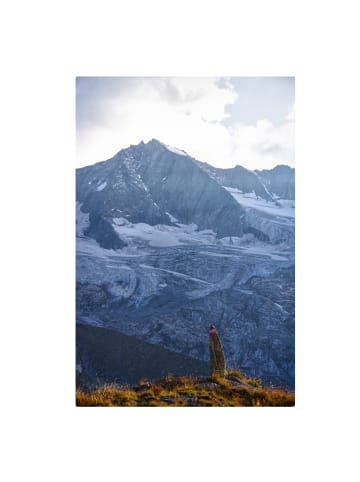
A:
[[240, 245, 288, 261], [252, 170, 273, 198], [76, 236, 146, 259], [225, 187, 295, 218], [160, 142, 188, 157], [140, 264, 211, 285], [96, 181, 107, 191], [112, 219, 217, 248], [166, 212, 179, 223]]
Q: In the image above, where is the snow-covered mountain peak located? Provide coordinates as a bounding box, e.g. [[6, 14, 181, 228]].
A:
[[76, 139, 295, 250], [146, 138, 189, 157]]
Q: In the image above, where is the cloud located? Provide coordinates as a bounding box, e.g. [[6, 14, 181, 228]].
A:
[[286, 103, 295, 121], [76, 77, 294, 170], [228, 116, 294, 169]]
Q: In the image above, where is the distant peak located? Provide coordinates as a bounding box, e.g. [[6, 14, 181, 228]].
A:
[[255, 164, 294, 173], [234, 164, 251, 172]]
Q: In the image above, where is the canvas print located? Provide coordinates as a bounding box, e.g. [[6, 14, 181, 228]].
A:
[[76, 77, 295, 406]]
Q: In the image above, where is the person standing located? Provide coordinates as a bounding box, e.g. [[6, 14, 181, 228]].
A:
[[209, 325, 226, 377]]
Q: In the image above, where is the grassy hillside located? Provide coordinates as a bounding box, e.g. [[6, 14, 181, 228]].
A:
[[76, 322, 208, 390], [76, 370, 295, 407]]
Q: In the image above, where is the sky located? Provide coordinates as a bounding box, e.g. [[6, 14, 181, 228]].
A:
[[76, 77, 294, 170]]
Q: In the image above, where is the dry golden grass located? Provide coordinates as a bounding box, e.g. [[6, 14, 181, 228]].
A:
[[76, 370, 295, 407]]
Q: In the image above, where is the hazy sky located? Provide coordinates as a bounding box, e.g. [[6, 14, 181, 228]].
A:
[[76, 77, 294, 170]]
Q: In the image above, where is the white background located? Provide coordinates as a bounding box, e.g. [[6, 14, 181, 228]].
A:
[[1, 1, 359, 481]]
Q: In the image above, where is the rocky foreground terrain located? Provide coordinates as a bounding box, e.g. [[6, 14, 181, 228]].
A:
[[76, 370, 295, 407]]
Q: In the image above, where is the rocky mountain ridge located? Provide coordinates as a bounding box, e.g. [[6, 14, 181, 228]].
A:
[[76, 139, 273, 247]]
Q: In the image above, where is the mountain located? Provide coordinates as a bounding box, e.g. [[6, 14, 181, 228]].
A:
[[195, 161, 274, 201], [195, 160, 295, 245], [255, 165, 295, 200], [76, 139, 269, 246], [76, 139, 295, 390]]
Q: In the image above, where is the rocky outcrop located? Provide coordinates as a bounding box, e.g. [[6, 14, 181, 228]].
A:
[[209, 325, 226, 377], [84, 212, 127, 249], [255, 165, 295, 200], [196, 161, 273, 201]]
